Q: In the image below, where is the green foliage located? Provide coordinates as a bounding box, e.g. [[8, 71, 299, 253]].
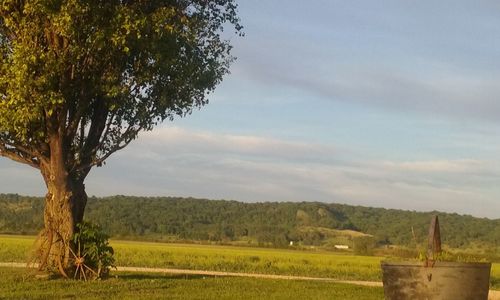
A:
[[0, 0, 242, 176], [2, 194, 500, 255], [72, 221, 115, 279]]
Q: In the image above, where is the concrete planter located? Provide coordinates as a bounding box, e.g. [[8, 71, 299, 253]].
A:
[[381, 261, 491, 300]]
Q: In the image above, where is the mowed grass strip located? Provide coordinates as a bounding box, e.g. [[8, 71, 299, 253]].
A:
[[0, 267, 385, 300], [1, 235, 499, 289]]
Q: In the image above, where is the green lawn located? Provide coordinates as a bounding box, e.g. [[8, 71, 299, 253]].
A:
[[0, 267, 384, 300], [1, 234, 499, 290]]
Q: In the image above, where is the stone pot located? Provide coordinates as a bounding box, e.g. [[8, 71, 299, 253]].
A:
[[381, 261, 491, 300]]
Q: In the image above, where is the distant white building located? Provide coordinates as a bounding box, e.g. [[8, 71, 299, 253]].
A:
[[334, 245, 349, 249]]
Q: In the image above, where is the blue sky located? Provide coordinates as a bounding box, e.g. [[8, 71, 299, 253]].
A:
[[2, 1, 500, 218]]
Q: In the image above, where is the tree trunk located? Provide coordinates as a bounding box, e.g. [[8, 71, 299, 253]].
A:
[[34, 134, 88, 276], [35, 178, 87, 276]]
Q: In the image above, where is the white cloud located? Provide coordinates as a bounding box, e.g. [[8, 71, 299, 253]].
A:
[[128, 127, 338, 164], [83, 127, 500, 218], [237, 52, 500, 123], [1, 126, 499, 218], [382, 159, 485, 173]]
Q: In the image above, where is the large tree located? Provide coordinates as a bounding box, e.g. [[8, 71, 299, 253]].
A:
[[0, 0, 241, 275]]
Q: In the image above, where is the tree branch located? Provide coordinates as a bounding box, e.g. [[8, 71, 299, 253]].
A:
[[82, 99, 108, 152], [75, 136, 134, 172], [0, 144, 39, 169], [75, 123, 141, 172]]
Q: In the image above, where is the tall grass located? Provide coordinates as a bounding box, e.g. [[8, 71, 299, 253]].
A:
[[112, 240, 383, 281]]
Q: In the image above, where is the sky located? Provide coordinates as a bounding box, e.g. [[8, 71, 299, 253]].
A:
[[2, 0, 500, 218]]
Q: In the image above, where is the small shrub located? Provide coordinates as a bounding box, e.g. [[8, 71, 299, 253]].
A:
[[71, 221, 115, 280], [418, 250, 488, 263]]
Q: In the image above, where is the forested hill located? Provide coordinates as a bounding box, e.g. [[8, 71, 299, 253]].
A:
[[1, 194, 499, 249]]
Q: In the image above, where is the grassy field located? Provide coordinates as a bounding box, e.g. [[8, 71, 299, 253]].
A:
[[1, 235, 499, 289], [0, 267, 385, 300], [113, 240, 385, 281], [0, 235, 382, 281]]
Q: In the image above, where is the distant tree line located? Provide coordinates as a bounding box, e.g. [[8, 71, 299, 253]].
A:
[[1, 194, 499, 250]]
